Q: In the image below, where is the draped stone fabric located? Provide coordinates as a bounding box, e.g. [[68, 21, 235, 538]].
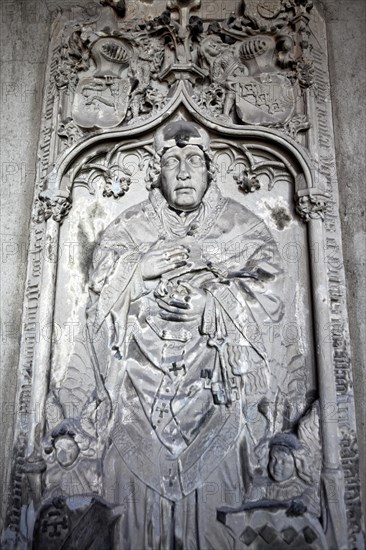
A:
[[86, 182, 283, 547]]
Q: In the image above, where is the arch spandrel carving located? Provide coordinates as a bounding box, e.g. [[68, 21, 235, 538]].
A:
[[3, 1, 363, 549]]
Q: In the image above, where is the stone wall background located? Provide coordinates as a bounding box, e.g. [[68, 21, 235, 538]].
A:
[[0, 0, 364, 536], [322, 0, 366, 530]]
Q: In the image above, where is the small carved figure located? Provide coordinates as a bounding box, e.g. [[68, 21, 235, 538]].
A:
[[41, 377, 111, 500], [129, 37, 165, 118], [198, 35, 248, 117], [252, 432, 318, 516], [216, 408, 327, 549]]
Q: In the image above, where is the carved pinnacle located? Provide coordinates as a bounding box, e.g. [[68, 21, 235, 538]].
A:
[[167, 0, 201, 29]]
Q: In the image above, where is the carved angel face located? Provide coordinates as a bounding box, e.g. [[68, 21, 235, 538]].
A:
[[160, 145, 208, 211], [139, 38, 162, 60], [54, 435, 80, 468], [268, 446, 295, 482], [204, 37, 225, 58]]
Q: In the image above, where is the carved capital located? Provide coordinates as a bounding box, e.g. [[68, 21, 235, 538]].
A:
[[295, 189, 329, 222], [34, 190, 72, 224]]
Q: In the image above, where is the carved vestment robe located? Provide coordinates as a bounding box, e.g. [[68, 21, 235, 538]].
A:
[[86, 183, 283, 548]]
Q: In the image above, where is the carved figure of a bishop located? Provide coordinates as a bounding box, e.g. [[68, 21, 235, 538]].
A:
[[86, 121, 283, 548]]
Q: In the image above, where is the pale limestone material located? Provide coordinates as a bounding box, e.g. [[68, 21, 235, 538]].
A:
[[0, 1, 364, 548]]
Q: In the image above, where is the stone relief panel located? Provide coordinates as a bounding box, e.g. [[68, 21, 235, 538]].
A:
[[2, 1, 363, 549], [46, 0, 314, 151], [34, 119, 322, 549]]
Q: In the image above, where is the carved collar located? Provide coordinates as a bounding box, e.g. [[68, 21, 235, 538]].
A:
[[147, 183, 227, 240]]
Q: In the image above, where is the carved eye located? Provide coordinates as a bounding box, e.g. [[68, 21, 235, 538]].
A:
[[163, 157, 179, 168], [187, 155, 204, 166]]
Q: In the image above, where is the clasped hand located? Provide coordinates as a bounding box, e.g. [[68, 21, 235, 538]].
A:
[[140, 242, 206, 322], [140, 243, 189, 281], [156, 281, 206, 322]]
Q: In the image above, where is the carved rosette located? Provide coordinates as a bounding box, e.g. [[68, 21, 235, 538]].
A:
[[233, 168, 261, 193], [295, 189, 329, 222]]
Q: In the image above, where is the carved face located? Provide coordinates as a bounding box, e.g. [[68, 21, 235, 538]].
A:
[[160, 145, 208, 211], [54, 436, 80, 468], [139, 38, 161, 60], [204, 38, 225, 58], [268, 446, 295, 482]]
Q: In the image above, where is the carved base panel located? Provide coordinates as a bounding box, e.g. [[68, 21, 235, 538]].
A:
[[2, 1, 363, 549]]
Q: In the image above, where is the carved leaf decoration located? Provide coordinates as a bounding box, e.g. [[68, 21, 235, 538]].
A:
[[72, 144, 152, 199], [214, 141, 293, 193], [103, 171, 131, 198], [298, 402, 321, 454], [296, 192, 329, 222], [58, 117, 84, 146], [34, 190, 72, 224], [192, 86, 226, 117], [296, 401, 322, 490], [74, 163, 131, 198], [58, 349, 97, 417], [275, 114, 311, 140]]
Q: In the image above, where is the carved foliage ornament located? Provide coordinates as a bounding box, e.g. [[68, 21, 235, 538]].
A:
[[34, 190, 72, 224], [295, 189, 329, 221]]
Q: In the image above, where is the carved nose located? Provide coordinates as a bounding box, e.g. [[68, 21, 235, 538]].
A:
[[178, 160, 190, 180]]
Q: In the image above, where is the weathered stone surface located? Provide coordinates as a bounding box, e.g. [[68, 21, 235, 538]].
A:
[[0, 1, 365, 548], [323, 0, 366, 532]]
